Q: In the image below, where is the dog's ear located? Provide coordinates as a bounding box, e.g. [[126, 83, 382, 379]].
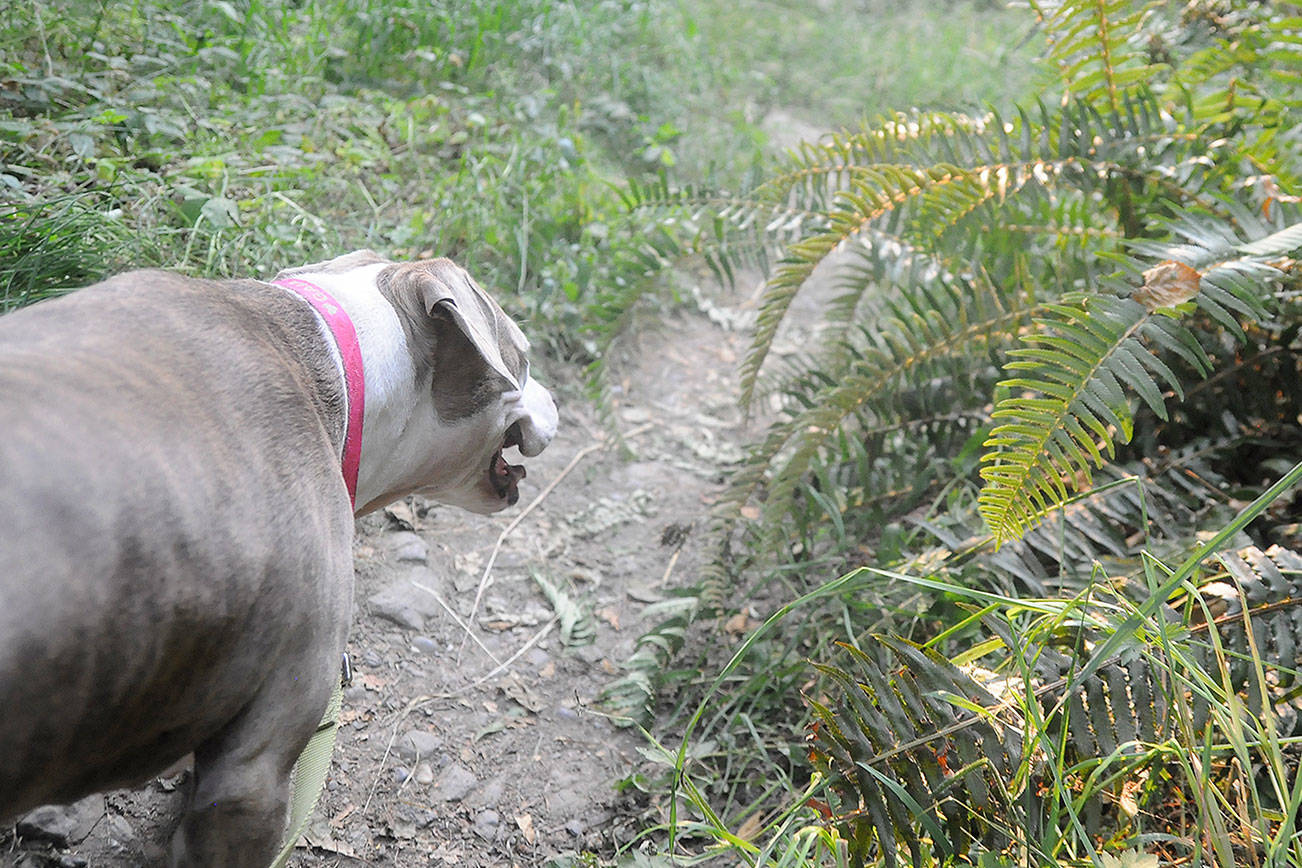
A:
[[378, 259, 528, 391]]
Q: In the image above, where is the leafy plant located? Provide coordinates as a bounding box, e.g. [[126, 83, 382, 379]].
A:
[[807, 541, 1302, 867], [615, 2, 1302, 865]]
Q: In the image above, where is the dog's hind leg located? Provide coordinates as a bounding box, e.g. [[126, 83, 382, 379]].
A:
[[168, 675, 332, 868]]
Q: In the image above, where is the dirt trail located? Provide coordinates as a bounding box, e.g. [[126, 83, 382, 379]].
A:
[[1, 274, 765, 867]]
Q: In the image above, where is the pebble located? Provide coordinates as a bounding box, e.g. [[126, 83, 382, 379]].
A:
[[565, 818, 587, 836], [385, 531, 429, 564], [393, 766, 410, 784], [363, 649, 383, 668], [433, 762, 478, 802], [524, 647, 551, 667], [16, 806, 76, 844], [367, 594, 425, 632], [16, 795, 103, 846], [397, 728, 444, 762], [414, 762, 435, 785], [471, 777, 503, 807], [472, 809, 500, 840], [411, 635, 439, 655]]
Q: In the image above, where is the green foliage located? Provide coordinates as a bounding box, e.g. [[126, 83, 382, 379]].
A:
[[807, 542, 1302, 867], [622, 1, 1302, 563], [616, 2, 1302, 866], [0, 0, 715, 357], [0, 193, 135, 311]]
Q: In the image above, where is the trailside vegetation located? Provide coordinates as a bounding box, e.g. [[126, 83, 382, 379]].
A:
[[613, 2, 1302, 866]]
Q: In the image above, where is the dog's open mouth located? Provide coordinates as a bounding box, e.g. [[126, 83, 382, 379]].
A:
[[489, 422, 527, 505]]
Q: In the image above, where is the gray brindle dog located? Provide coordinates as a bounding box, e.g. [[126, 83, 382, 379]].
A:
[[0, 251, 558, 865]]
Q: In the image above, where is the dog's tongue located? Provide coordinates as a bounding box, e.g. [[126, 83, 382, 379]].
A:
[[492, 450, 527, 504]]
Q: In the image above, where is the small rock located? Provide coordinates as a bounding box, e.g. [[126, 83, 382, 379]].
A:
[[105, 813, 135, 844], [524, 647, 551, 667], [393, 766, 411, 784], [565, 818, 587, 836], [472, 809, 500, 840], [411, 635, 439, 655], [385, 531, 428, 564], [397, 728, 444, 762], [414, 762, 435, 785], [366, 567, 453, 630], [16, 794, 103, 846], [367, 593, 425, 631], [432, 762, 478, 802], [55, 857, 89, 868], [362, 649, 383, 668], [343, 685, 370, 704], [573, 643, 606, 665], [470, 777, 503, 808]]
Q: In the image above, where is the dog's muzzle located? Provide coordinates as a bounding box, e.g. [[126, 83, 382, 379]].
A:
[[492, 377, 558, 505]]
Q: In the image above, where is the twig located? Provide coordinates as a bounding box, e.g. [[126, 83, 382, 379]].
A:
[[458, 616, 556, 692], [410, 580, 501, 666], [459, 423, 654, 658], [658, 546, 683, 587]]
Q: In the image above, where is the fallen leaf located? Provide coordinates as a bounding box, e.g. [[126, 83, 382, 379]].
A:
[[1134, 259, 1200, 310], [358, 673, 387, 691], [735, 812, 763, 842], [626, 585, 665, 603], [595, 606, 621, 630], [532, 571, 596, 647], [515, 813, 536, 844], [329, 804, 357, 828], [723, 612, 756, 637], [502, 673, 546, 713], [383, 501, 415, 530], [475, 718, 507, 741]]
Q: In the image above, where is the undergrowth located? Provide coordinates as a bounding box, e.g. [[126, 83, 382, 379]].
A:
[[0, 0, 713, 355], [609, 2, 1302, 866]]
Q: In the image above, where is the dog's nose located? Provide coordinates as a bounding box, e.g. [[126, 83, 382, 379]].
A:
[[515, 378, 558, 457]]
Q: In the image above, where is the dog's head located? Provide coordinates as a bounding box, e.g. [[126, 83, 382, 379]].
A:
[[276, 251, 558, 515]]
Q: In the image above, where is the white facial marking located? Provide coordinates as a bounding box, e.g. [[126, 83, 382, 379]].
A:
[[279, 252, 558, 516], [511, 378, 559, 458]]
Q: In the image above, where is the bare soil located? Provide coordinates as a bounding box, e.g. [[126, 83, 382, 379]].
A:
[[1, 276, 766, 868]]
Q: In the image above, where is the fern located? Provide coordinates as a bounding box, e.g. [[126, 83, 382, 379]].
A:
[[808, 546, 1302, 866], [981, 220, 1299, 544], [618, 5, 1302, 856], [1031, 0, 1169, 113]]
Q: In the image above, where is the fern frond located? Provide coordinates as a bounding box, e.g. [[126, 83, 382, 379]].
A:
[[1031, 0, 1168, 113], [980, 212, 1301, 545], [812, 544, 1302, 862], [738, 94, 1201, 410], [732, 274, 1035, 539]]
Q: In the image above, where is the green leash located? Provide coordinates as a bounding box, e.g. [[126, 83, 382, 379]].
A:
[[268, 669, 345, 868]]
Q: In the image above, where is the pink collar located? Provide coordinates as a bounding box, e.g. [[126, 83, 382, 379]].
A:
[[273, 276, 365, 509]]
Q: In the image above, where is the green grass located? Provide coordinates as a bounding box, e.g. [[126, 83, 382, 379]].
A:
[[0, 0, 1037, 350]]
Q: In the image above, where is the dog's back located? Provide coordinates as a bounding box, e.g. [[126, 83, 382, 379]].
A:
[[0, 272, 353, 815]]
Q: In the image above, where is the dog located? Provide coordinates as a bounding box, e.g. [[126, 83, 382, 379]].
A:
[[0, 250, 558, 865]]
